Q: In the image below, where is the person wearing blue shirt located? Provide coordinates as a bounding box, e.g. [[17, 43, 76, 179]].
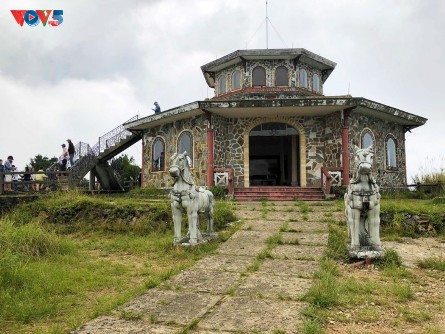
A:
[[152, 101, 161, 113]]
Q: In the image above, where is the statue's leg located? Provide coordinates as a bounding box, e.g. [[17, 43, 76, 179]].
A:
[[187, 205, 198, 245], [207, 195, 215, 235], [349, 209, 360, 250], [171, 203, 182, 244], [367, 205, 382, 249]]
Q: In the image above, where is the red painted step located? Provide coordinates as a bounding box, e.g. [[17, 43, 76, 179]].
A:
[[234, 187, 325, 201]]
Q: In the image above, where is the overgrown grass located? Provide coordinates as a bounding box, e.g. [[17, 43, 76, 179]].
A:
[[417, 257, 445, 271], [0, 191, 238, 333], [300, 198, 445, 333]]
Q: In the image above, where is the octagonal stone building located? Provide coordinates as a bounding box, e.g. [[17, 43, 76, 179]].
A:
[[125, 48, 427, 199]]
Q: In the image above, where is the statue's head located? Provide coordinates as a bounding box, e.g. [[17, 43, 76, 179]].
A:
[[169, 151, 190, 179], [353, 145, 374, 175]]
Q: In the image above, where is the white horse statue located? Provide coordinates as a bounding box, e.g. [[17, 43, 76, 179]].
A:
[[345, 146, 385, 259], [169, 152, 215, 245]]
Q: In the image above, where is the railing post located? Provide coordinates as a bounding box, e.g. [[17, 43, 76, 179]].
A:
[[68, 171, 73, 190], [228, 168, 234, 196]]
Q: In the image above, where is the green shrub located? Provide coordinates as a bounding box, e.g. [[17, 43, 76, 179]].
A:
[[305, 270, 339, 308], [432, 197, 445, 204], [209, 186, 228, 200], [331, 186, 346, 198], [326, 224, 349, 260], [300, 319, 324, 334], [125, 188, 169, 198], [376, 248, 403, 269], [417, 257, 445, 271], [213, 201, 236, 230], [0, 219, 73, 258]]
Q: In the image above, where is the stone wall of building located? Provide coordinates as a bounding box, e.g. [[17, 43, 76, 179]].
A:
[[349, 113, 406, 187], [213, 114, 344, 188], [141, 115, 208, 188], [141, 110, 405, 189], [214, 59, 323, 98], [213, 115, 249, 186], [324, 112, 343, 167]]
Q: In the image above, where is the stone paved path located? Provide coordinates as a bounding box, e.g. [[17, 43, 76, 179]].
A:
[[72, 201, 341, 334]]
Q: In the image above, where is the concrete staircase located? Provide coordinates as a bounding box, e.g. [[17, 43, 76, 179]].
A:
[[234, 186, 325, 201], [48, 115, 141, 191]]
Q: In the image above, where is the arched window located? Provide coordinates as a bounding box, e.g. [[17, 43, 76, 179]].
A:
[[178, 131, 193, 167], [386, 137, 397, 169], [252, 66, 266, 86], [218, 75, 226, 95], [231, 70, 241, 90], [275, 66, 288, 86], [361, 130, 374, 149], [299, 68, 307, 88], [152, 137, 165, 171], [313, 74, 320, 92]]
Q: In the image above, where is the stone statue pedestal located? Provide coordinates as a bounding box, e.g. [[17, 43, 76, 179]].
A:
[[176, 232, 218, 246], [349, 246, 385, 259]]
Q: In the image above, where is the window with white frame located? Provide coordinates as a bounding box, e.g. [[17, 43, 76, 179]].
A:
[[362, 131, 374, 149], [231, 70, 241, 90], [178, 131, 193, 167], [386, 137, 397, 169], [218, 75, 226, 95], [299, 68, 307, 88], [152, 137, 165, 171], [313, 73, 320, 92], [275, 66, 288, 86], [252, 66, 266, 86]]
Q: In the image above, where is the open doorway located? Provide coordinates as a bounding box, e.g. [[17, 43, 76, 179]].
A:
[[249, 122, 299, 186]]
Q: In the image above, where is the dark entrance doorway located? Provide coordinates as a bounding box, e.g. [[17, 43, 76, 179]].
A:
[[249, 122, 299, 186]]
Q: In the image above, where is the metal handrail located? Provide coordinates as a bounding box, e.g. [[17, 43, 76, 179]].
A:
[[0, 170, 73, 194], [45, 115, 139, 184]]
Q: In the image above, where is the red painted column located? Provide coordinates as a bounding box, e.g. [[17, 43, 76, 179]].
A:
[[403, 134, 407, 185], [342, 125, 350, 185], [207, 113, 215, 187]]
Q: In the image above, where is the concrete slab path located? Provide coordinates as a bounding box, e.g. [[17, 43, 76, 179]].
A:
[[72, 201, 342, 334]]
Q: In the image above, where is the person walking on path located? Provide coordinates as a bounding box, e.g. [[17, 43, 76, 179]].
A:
[[11, 165, 19, 191], [34, 166, 48, 191], [22, 166, 31, 191], [60, 144, 68, 171], [67, 139, 75, 167], [3, 156, 14, 192], [152, 102, 161, 114]]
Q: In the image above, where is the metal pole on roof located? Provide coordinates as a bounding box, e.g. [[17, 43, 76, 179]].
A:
[[266, 1, 269, 49]]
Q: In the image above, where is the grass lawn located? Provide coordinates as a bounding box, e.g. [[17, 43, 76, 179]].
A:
[[0, 192, 238, 334]]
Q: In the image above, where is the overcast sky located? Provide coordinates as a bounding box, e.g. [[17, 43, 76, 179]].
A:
[[1, 0, 444, 181]]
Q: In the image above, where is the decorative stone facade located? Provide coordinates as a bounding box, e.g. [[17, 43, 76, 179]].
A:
[[141, 109, 410, 189], [214, 61, 323, 101], [214, 59, 323, 96], [349, 113, 406, 187], [126, 48, 426, 192], [142, 115, 208, 188]]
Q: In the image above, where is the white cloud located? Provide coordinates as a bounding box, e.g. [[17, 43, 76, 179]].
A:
[[0, 0, 443, 182], [0, 75, 140, 169]]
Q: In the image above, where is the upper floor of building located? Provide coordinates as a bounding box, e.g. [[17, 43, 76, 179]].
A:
[[201, 48, 336, 100]]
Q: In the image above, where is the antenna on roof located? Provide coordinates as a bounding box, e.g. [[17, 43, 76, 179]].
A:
[[246, 1, 287, 49], [266, 1, 269, 49]]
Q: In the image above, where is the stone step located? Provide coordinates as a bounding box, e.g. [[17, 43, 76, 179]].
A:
[[234, 187, 325, 201]]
